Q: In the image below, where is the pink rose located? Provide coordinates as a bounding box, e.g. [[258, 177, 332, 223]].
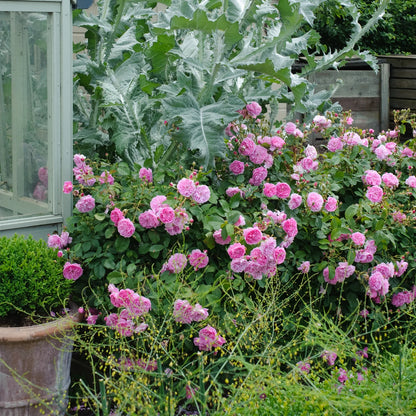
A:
[[188, 249, 209, 270], [238, 137, 256, 156], [366, 186, 383, 203], [281, 218, 298, 237], [243, 227, 262, 245], [213, 229, 231, 245], [288, 193, 302, 210], [191, 303, 209, 322], [48, 234, 62, 249], [150, 195, 167, 212], [363, 170, 381, 186], [249, 145, 268, 165], [227, 243, 246, 259], [298, 261, 310, 273], [246, 101, 262, 117], [304, 145, 318, 160], [63, 262, 83, 281], [173, 299, 194, 324], [306, 192, 324, 212], [249, 166, 268, 186], [158, 206, 175, 224], [273, 247, 286, 264], [110, 208, 124, 226], [381, 172, 399, 188], [117, 218, 135, 238], [177, 178, 196, 197], [139, 210, 160, 228], [351, 232, 366, 246], [327, 136, 344, 152], [99, 171, 114, 185], [229, 160, 245, 175], [325, 197, 338, 212], [162, 253, 188, 274], [284, 122, 297, 135], [270, 136, 285, 150], [230, 257, 248, 273], [263, 183, 276, 197], [192, 185, 211, 204], [63, 181, 73, 194], [194, 325, 226, 351], [75, 195, 95, 213], [405, 175, 416, 188], [275, 182, 291, 199], [139, 167, 153, 183]]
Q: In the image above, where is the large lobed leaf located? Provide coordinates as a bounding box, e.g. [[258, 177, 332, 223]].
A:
[[162, 93, 244, 167]]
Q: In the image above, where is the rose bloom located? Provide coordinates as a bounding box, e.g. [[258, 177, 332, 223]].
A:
[[284, 122, 297, 135], [139, 210, 160, 228], [158, 205, 175, 224], [191, 303, 209, 322], [273, 247, 286, 264], [173, 299, 194, 324], [238, 137, 256, 156], [288, 193, 302, 210], [263, 182, 276, 197], [325, 196, 338, 212], [188, 249, 209, 270], [110, 208, 124, 226], [150, 195, 167, 212], [351, 232, 366, 246], [298, 261, 310, 273], [281, 218, 298, 238], [194, 325, 226, 351], [327, 136, 344, 152], [139, 167, 153, 183], [363, 170, 381, 186], [226, 187, 244, 198], [117, 218, 135, 238], [63, 262, 83, 281], [63, 181, 73, 194], [99, 171, 114, 185], [75, 195, 95, 213], [47, 234, 62, 249], [229, 160, 245, 175], [270, 136, 285, 150], [306, 192, 324, 212], [304, 144, 318, 160], [275, 182, 291, 199], [405, 175, 416, 188], [246, 101, 262, 117], [213, 229, 231, 245], [249, 166, 268, 186], [366, 185, 383, 203], [177, 178, 196, 197], [230, 257, 248, 273], [227, 242, 246, 259], [234, 215, 246, 227], [249, 145, 268, 165], [243, 227, 263, 245], [192, 184, 211, 204], [381, 172, 399, 188]]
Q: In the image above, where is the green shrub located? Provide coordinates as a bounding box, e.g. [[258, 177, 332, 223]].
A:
[[0, 234, 73, 320], [312, 0, 416, 55]]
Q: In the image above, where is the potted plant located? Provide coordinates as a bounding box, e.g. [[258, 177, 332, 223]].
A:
[[0, 233, 80, 416]]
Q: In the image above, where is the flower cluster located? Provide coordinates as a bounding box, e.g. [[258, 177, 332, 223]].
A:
[[104, 285, 151, 337], [193, 325, 226, 351], [172, 299, 209, 324]]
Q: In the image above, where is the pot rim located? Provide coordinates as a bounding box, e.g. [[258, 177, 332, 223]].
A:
[[0, 309, 82, 342]]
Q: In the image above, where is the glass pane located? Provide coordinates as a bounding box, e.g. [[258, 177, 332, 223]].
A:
[[0, 11, 51, 219]]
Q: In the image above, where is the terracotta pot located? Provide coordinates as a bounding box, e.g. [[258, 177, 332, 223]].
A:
[[0, 310, 82, 416]]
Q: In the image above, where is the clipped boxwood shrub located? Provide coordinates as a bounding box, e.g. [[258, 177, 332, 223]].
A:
[[0, 234, 73, 322]]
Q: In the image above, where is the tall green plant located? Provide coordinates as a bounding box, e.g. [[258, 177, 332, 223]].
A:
[[73, 0, 388, 168]]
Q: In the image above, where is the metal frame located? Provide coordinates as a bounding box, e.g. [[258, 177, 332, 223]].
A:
[[0, 0, 72, 235]]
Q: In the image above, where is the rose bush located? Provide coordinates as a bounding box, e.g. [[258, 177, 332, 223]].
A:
[[59, 103, 416, 412]]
